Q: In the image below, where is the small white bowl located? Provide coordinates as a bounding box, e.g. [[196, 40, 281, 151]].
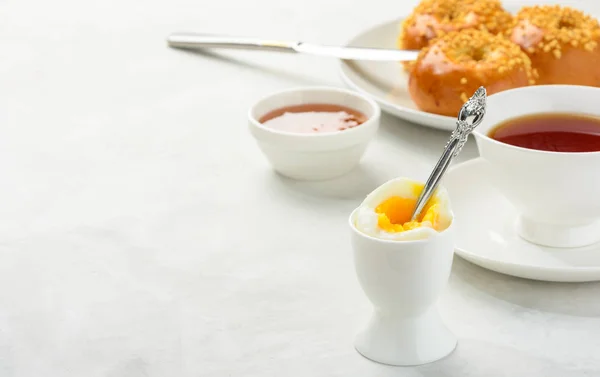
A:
[[349, 207, 457, 366], [474, 85, 600, 248], [248, 87, 380, 180]]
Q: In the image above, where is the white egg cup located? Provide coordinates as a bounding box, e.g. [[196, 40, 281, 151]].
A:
[[474, 85, 600, 248], [349, 209, 456, 366], [248, 87, 380, 181]]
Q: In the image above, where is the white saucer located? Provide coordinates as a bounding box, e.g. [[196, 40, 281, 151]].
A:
[[339, 18, 455, 131], [445, 158, 600, 283]]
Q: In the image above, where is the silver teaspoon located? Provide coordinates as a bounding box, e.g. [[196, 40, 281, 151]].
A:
[[410, 87, 487, 221]]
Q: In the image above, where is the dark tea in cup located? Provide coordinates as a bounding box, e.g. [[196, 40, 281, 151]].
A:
[[489, 113, 600, 152]]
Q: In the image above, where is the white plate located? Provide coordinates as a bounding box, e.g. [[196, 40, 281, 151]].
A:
[[445, 158, 600, 283], [339, 18, 455, 130]]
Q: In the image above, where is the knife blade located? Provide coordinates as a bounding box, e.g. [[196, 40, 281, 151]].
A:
[[167, 33, 419, 62]]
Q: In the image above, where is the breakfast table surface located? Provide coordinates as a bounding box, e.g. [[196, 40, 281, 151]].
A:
[[3, 0, 600, 375]]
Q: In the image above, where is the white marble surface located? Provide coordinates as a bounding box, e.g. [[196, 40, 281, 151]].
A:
[[2, 0, 600, 375]]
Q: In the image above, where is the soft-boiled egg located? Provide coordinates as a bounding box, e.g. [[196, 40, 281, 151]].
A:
[[354, 177, 453, 241]]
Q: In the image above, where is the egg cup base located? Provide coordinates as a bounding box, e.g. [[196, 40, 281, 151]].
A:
[[354, 308, 457, 366]]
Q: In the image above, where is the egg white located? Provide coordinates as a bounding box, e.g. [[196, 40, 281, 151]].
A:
[[354, 177, 453, 241]]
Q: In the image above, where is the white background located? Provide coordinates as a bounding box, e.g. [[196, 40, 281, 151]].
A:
[[2, 0, 600, 375]]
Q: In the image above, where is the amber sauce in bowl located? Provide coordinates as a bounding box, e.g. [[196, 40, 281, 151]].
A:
[[259, 104, 367, 134]]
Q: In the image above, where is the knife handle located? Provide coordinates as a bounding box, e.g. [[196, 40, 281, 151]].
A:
[[167, 33, 299, 53]]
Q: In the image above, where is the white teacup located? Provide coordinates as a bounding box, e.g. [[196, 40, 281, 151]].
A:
[[474, 85, 600, 248], [349, 209, 456, 366]]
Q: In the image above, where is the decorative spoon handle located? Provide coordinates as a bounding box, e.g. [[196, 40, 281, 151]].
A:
[[410, 87, 487, 221]]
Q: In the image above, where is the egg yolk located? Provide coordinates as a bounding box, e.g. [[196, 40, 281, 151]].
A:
[[375, 196, 440, 233]]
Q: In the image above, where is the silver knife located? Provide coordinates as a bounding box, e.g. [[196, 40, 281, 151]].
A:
[[166, 33, 419, 62]]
